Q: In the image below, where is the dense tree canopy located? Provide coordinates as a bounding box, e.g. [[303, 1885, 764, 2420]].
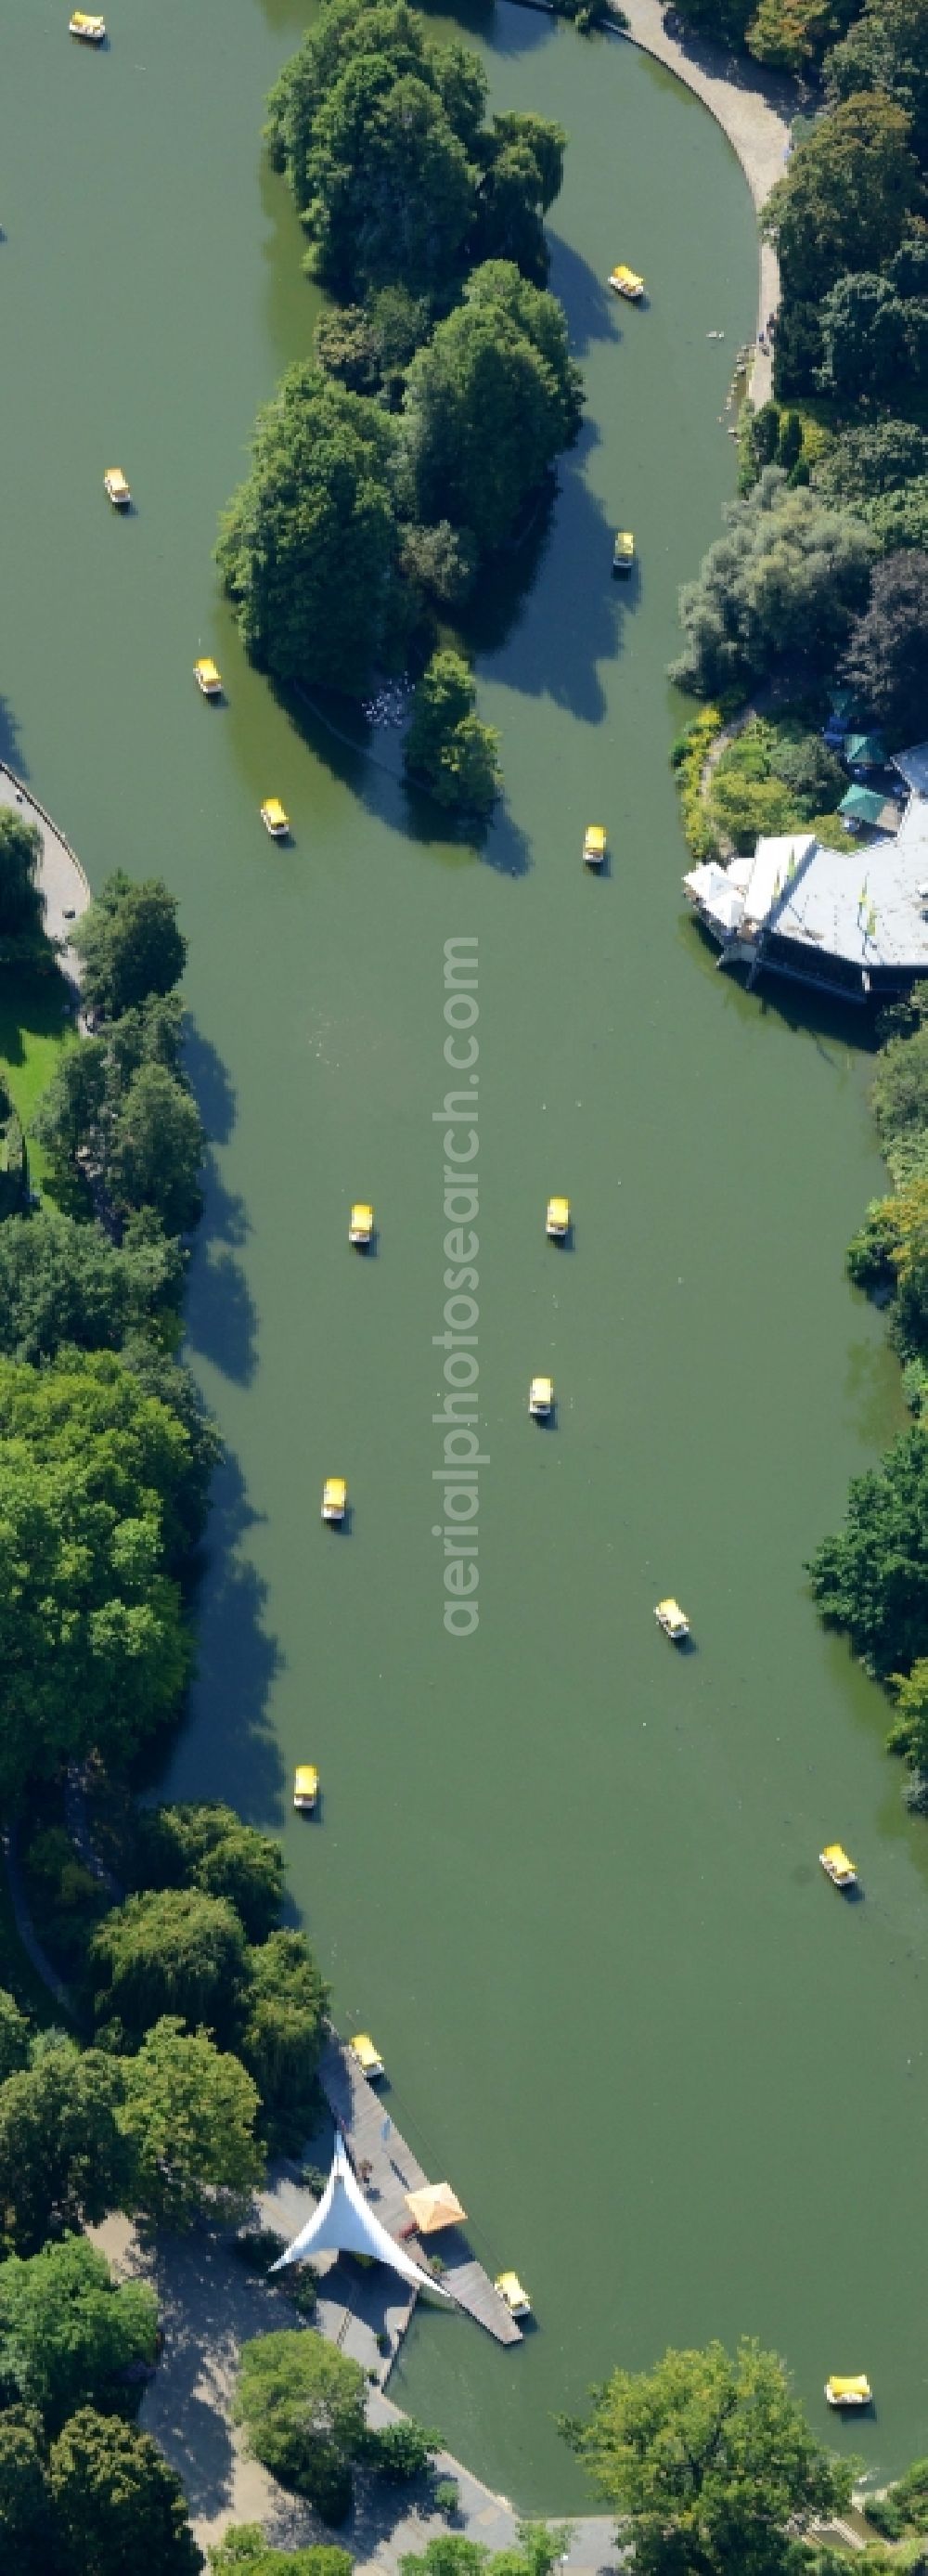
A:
[[871, 1023, 928, 1184], [0, 1351, 192, 1806], [841, 548, 928, 740], [0, 2236, 157, 2436], [763, 90, 918, 390], [266, 0, 566, 301], [134, 1803, 285, 1945], [305, 61, 475, 299], [671, 467, 875, 698], [109, 1060, 204, 1236], [237, 1930, 329, 2150], [119, 2015, 263, 2230], [49, 2406, 202, 2576], [402, 261, 582, 553], [825, 0, 928, 162], [0, 2039, 130, 2257], [217, 367, 402, 693], [0, 1989, 31, 2084], [90, 1888, 249, 2052], [847, 1177, 928, 1360], [818, 268, 912, 395], [405, 652, 501, 817], [0, 1206, 185, 1366], [706, 718, 844, 849], [33, 974, 204, 1246], [806, 1424, 928, 1675], [764, 89, 917, 302], [561, 2338, 850, 2576], [72, 874, 187, 1021], [0, 2406, 52, 2571]]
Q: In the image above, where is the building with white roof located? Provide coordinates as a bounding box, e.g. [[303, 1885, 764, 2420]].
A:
[[684, 744, 928, 1001]]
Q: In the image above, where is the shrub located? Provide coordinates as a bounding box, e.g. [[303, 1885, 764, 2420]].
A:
[[673, 708, 724, 860], [367, 2421, 440, 2482]]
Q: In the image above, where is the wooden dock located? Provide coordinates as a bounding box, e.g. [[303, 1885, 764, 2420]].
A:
[[318, 2036, 522, 2349]]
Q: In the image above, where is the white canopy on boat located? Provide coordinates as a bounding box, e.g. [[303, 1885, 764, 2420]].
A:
[[269, 2131, 451, 2298]]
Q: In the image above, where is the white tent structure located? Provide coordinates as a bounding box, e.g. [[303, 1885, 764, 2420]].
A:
[[269, 2131, 451, 2299]]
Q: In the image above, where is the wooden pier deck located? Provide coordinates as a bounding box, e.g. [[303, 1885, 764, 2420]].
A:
[[318, 2036, 522, 2349]]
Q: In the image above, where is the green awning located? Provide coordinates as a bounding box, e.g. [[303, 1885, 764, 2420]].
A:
[[840, 785, 886, 825], [844, 733, 885, 769]]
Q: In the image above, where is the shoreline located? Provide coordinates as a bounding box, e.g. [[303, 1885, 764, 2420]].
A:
[[612, 0, 794, 402]]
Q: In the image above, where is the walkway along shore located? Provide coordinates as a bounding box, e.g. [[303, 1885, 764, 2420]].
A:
[[0, 760, 91, 985]]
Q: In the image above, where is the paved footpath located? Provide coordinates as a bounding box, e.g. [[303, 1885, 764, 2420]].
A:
[[0, 761, 90, 986], [613, 0, 796, 404], [92, 2210, 623, 2567]]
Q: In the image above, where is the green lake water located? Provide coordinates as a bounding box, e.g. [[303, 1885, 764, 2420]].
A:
[[6, 0, 928, 2510]]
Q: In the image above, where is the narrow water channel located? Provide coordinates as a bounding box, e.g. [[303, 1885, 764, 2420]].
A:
[[6, 0, 928, 2509]]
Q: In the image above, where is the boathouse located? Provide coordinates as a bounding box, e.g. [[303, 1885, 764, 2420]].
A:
[[684, 742, 928, 1000]]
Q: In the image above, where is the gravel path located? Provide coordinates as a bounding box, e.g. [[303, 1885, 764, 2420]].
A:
[[613, 0, 796, 402]]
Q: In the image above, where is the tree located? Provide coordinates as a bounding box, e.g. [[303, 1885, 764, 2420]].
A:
[[217, 366, 402, 694], [0, 812, 45, 944], [842, 550, 928, 743], [871, 1026, 928, 1184], [0, 2040, 130, 2256], [763, 92, 918, 307], [399, 519, 476, 606], [0, 2235, 158, 2435], [475, 116, 567, 283], [405, 653, 501, 818], [306, 62, 474, 299], [815, 417, 928, 505], [869, 475, 928, 554], [72, 874, 187, 1020], [400, 2547, 489, 2576], [806, 1425, 928, 1675], [32, 1038, 109, 1173], [402, 262, 581, 556], [0, 2407, 51, 2570], [0, 1987, 31, 2083], [561, 2339, 850, 2576], [49, 2406, 202, 2576], [109, 1061, 204, 1236], [886, 1658, 928, 1767], [744, 0, 847, 72], [238, 1931, 329, 2149], [120, 2016, 263, 2230], [266, 0, 484, 231], [116, 1342, 220, 1562], [134, 1803, 285, 1944], [90, 1888, 249, 2052], [671, 468, 875, 699], [818, 269, 910, 395], [0, 1350, 192, 1806], [234, 2331, 367, 2523], [366, 2419, 440, 2481], [0, 1206, 184, 1366], [209, 2531, 352, 2576], [825, 0, 928, 167], [847, 1177, 928, 1357]]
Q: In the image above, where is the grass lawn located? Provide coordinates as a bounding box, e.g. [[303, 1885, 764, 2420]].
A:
[[0, 964, 76, 1191]]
